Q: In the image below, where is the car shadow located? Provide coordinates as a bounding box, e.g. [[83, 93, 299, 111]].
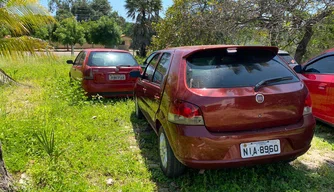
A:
[[129, 112, 334, 191], [315, 121, 333, 144]]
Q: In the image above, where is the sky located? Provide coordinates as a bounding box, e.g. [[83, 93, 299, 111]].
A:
[[39, 0, 174, 21]]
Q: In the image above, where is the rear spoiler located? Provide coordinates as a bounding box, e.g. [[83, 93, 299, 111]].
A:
[[182, 46, 279, 58]]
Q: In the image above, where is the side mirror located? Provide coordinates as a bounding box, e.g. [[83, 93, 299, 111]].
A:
[[130, 70, 141, 78], [293, 65, 302, 73], [67, 60, 74, 64]]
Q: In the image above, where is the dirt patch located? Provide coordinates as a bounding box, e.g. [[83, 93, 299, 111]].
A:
[[4, 85, 40, 116], [294, 149, 334, 170]]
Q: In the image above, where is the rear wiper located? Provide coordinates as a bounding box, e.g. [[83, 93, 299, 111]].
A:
[[254, 76, 293, 92], [116, 65, 131, 67]]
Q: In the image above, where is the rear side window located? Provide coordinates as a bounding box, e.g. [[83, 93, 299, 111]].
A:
[[186, 49, 299, 88], [88, 51, 138, 66]]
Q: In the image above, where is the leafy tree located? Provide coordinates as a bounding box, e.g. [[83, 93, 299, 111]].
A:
[[54, 17, 86, 55], [81, 20, 98, 47], [32, 22, 59, 43], [152, 0, 333, 63], [151, 0, 242, 50], [71, 0, 92, 22], [90, 0, 112, 20], [125, 0, 162, 57], [90, 16, 121, 47]]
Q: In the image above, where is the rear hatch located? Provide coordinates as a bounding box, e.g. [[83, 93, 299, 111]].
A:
[[84, 51, 141, 84], [184, 47, 306, 132]]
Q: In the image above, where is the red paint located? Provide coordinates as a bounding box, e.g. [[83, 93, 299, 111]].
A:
[[299, 48, 334, 125], [134, 45, 315, 169], [69, 49, 141, 97]]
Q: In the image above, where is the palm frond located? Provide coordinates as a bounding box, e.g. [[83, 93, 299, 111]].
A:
[[1, 0, 53, 36], [0, 36, 51, 58]]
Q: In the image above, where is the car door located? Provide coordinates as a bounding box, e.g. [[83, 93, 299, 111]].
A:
[[70, 51, 86, 80], [303, 55, 334, 122], [136, 52, 161, 126], [145, 52, 173, 131]]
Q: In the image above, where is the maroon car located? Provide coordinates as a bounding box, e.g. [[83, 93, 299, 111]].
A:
[[67, 49, 141, 97], [130, 45, 315, 177]]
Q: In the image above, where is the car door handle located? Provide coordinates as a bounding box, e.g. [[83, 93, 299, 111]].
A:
[[318, 83, 327, 90]]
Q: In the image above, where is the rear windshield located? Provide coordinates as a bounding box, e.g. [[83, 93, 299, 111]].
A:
[[279, 54, 297, 64], [88, 51, 138, 67], [186, 49, 299, 88]]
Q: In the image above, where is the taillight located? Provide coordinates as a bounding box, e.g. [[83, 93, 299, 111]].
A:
[[83, 68, 93, 80], [168, 100, 204, 125], [303, 93, 312, 115]]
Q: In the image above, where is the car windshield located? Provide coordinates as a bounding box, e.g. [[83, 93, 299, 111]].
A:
[[186, 49, 299, 88], [88, 51, 138, 66], [279, 54, 297, 64]]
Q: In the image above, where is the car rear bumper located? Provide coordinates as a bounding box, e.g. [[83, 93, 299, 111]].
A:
[[82, 80, 135, 97], [165, 114, 315, 169]]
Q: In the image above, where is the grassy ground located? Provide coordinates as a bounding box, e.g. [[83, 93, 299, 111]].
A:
[[0, 56, 333, 192]]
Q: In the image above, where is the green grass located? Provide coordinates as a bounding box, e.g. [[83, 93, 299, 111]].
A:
[[0, 56, 333, 191]]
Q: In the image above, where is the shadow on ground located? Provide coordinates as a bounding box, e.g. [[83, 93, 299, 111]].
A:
[[129, 113, 334, 192], [315, 121, 333, 144]]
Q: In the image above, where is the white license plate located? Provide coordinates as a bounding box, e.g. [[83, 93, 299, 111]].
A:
[[240, 139, 280, 158], [109, 74, 125, 80]]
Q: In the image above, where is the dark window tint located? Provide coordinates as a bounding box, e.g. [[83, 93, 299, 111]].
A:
[[88, 52, 138, 67], [74, 52, 85, 65], [279, 54, 297, 64], [186, 49, 299, 88], [144, 52, 157, 64], [153, 53, 171, 84], [304, 56, 334, 73], [143, 53, 160, 81]]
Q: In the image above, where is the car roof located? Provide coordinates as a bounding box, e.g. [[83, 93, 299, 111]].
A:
[[83, 48, 130, 53], [161, 45, 279, 57]]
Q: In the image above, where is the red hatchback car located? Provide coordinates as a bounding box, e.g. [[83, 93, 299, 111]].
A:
[[67, 49, 141, 97], [293, 48, 334, 126], [130, 45, 315, 177]]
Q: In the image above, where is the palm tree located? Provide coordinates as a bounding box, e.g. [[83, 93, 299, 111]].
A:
[[0, 1, 52, 190], [125, 0, 162, 57], [0, 0, 52, 62]]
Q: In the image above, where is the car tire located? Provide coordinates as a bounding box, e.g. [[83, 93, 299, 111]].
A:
[[135, 96, 144, 119], [158, 127, 185, 177]]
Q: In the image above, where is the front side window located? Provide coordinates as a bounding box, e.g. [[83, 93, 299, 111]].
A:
[[304, 56, 334, 74], [88, 51, 138, 67], [153, 53, 171, 84], [74, 52, 85, 65], [186, 49, 299, 88], [143, 53, 160, 81]]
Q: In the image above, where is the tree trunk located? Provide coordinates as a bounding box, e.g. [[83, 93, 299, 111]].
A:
[[66, 44, 69, 51], [0, 143, 13, 191], [71, 45, 74, 56], [294, 25, 313, 64], [139, 43, 146, 57]]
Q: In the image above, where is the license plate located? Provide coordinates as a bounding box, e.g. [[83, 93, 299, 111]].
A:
[[240, 139, 280, 158], [109, 74, 125, 80]]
